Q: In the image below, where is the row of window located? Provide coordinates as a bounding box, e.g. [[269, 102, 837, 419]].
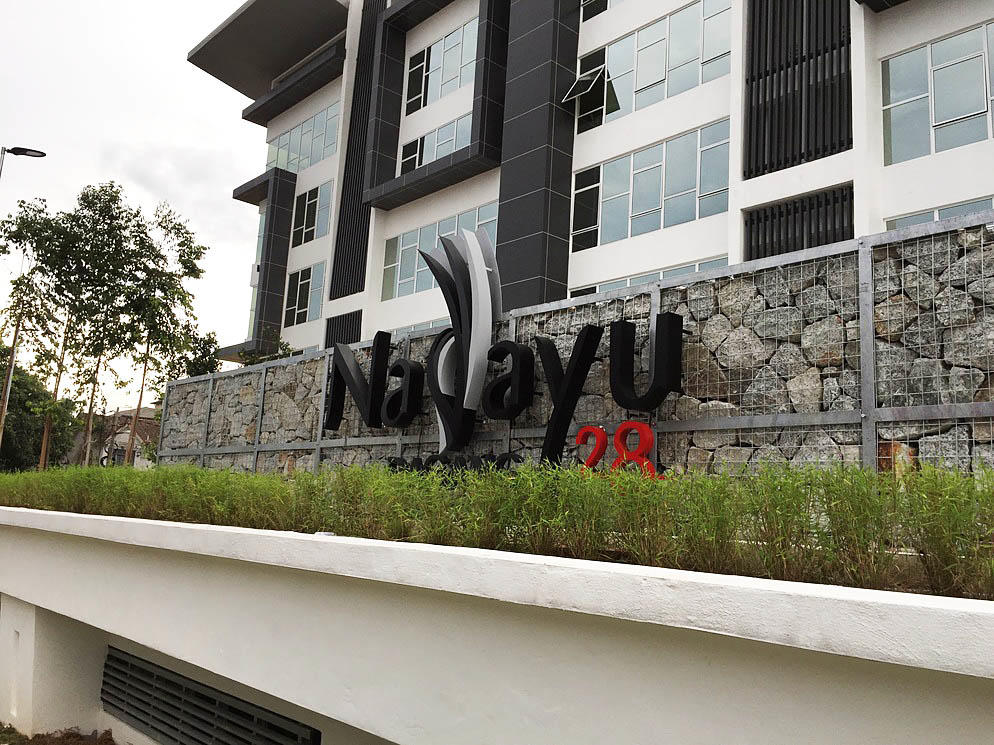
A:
[[291, 181, 334, 248], [400, 114, 473, 175], [285, 262, 326, 328], [572, 119, 730, 251], [382, 201, 498, 301], [566, 0, 731, 134], [394, 317, 452, 334], [570, 257, 729, 297], [883, 23, 994, 165], [266, 102, 341, 173], [406, 18, 478, 116], [886, 197, 994, 230]]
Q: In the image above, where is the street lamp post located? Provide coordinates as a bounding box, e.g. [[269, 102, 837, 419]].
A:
[[0, 145, 47, 454]]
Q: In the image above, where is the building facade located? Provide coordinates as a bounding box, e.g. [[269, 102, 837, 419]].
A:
[[188, 0, 994, 360]]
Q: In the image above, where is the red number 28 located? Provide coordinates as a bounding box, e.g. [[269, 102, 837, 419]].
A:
[[576, 421, 659, 478]]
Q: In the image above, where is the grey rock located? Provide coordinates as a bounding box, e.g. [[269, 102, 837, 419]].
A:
[[875, 341, 915, 407], [897, 235, 959, 274], [693, 428, 738, 450], [958, 228, 984, 250], [943, 319, 994, 369], [755, 267, 790, 308], [716, 327, 772, 370], [902, 263, 939, 309], [801, 316, 845, 367], [683, 343, 730, 401], [778, 429, 804, 459], [687, 283, 717, 320], [901, 312, 942, 358], [783, 261, 823, 293], [700, 400, 740, 417], [769, 343, 809, 379], [840, 445, 863, 466], [791, 429, 842, 466], [830, 425, 861, 446], [933, 287, 976, 328], [718, 279, 758, 326], [787, 367, 823, 414], [966, 276, 994, 304], [714, 446, 754, 471], [938, 246, 994, 287], [919, 425, 972, 471], [973, 444, 994, 472], [877, 422, 944, 440], [751, 306, 805, 341], [825, 255, 859, 320], [675, 395, 702, 420], [907, 357, 945, 406], [873, 258, 903, 302], [943, 367, 985, 405], [873, 294, 918, 342], [701, 314, 732, 352], [686, 447, 714, 471], [823, 377, 856, 411], [799, 284, 837, 323], [845, 319, 861, 365], [742, 366, 791, 414], [972, 388, 994, 442], [751, 445, 787, 465], [673, 303, 701, 342], [741, 295, 768, 329], [739, 428, 780, 446]]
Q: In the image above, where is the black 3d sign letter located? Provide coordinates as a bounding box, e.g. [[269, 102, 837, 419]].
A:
[[610, 312, 684, 411], [381, 359, 425, 428], [324, 331, 392, 431], [536, 325, 604, 464], [482, 341, 535, 420]]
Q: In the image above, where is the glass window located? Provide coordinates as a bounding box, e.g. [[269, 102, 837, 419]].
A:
[[291, 181, 333, 248], [406, 18, 479, 115], [382, 201, 499, 299], [937, 198, 993, 220], [570, 119, 728, 250], [882, 25, 994, 166], [400, 113, 473, 174], [284, 262, 325, 327], [883, 97, 931, 165], [265, 102, 341, 173]]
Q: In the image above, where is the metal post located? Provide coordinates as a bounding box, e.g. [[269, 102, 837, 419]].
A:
[[857, 239, 878, 470], [200, 377, 215, 469], [0, 147, 6, 182], [0, 313, 22, 451], [314, 351, 331, 473]]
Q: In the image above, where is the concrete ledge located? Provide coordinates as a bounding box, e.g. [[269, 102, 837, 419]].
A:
[[1, 506, 992, 680]]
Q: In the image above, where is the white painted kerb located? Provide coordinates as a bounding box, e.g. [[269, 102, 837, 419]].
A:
[[1, 506, 991, 681]]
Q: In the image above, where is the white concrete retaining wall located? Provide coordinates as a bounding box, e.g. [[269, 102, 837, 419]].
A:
[[1, 506, 994, 744]]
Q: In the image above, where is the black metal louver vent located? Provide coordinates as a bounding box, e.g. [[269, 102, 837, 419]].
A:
[[100, 648, 321, 745], [325, 310, 362, 348], [744, 184, 854, 261], [744, 0, 853, 178]]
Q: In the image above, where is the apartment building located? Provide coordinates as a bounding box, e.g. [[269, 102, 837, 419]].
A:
[[188, 0, 994, 360]]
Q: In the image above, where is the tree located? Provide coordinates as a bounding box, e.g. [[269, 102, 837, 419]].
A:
[[0, 347, 78, 472]]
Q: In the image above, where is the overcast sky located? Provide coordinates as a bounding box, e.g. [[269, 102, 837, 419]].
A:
[[0, 0, 261, 410]]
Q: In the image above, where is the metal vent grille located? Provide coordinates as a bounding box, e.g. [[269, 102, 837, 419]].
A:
[[744, 184, 854, 261], [100, 648, 321, 745], [744, 0, 853, 178], [325, 310, 362, 348]]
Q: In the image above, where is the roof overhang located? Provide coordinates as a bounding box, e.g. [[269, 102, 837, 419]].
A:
[[855, 0, 911, 11], [188, 0, 350, 99]]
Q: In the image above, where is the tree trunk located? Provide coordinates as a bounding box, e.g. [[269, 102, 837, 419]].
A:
[[80, 353, 103, 467], [38, 317, 72, 469], [0, 313, 23, 452], [124, 336, 151, 466]]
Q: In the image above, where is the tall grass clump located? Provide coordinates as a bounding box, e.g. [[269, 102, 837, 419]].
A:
[[2, 463, 994, 600]]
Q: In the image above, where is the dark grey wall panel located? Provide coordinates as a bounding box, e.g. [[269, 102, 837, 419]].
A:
[[744, 184, 854, 261], [745, 0, 853, 179], [496, 0, 579, 311], [329, 0, 387, 301]]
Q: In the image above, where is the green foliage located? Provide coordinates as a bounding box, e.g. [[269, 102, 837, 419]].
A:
[[0, 350, 79, 472], [2, 463, 994, 598]]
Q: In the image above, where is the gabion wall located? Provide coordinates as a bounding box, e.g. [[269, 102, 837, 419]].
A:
[[159, 217, 994, 474]]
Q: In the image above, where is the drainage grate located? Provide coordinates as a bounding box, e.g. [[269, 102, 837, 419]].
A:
[[100, 647, 321, 745]]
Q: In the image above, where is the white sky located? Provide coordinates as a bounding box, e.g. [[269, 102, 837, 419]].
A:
[[0, 0, 260, 410]]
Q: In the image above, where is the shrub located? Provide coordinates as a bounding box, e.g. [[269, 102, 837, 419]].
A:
[[1, 464, 993, 599]]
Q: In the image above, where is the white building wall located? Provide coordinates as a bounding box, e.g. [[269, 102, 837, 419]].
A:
[[2, 515, 994, 745]]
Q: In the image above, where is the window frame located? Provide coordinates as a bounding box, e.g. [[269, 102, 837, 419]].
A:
[[266, 101, 342, 173], [291, 181, 335, 248], [571, 1, 731, 134], [405, 17, 479, 116], [399, 113, 473, 175], [885, 196, 994, 230], [569, 256, 729, 296], [284, 262, 326, 328], [569, 119, 730, 251], [882, 23, 994, 166]]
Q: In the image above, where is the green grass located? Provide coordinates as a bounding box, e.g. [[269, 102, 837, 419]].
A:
[[1, 464, 993, 599]]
